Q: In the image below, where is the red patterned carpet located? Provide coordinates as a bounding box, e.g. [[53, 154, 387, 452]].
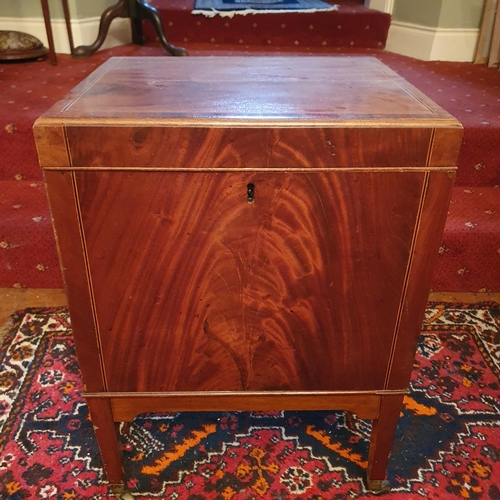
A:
[[0, 41, 499, 291], [0, 302, 499, 498]]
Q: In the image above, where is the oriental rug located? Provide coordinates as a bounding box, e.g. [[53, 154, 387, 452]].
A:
[[0, 302, 499, 499], [192, 0, 338, 18]]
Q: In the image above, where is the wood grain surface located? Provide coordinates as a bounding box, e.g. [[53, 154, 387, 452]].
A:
[[63, 126, 435, 170], [385, 170, 456, 389], [75, 170, 425, 393], [38, 56, 461, 127], [428, 128, 464, 167], [43, 171, 106, 393], [36, 55, 463, 488], [366, 393, 406, 483], [104, 392, 384, 422], [33, 124, 70, 168], [85, 398, 123, 484]]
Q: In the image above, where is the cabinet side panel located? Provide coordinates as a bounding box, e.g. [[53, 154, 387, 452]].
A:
[[43, 171, 105, 392], [64, 127, 433, 169], [33, 123, 70, 168], [428, 128, 463, 167], [386, 170, 456, 390], [76, 170, 424, 393]]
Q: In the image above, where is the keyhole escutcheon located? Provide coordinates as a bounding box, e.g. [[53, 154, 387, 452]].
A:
[[247, 183, 255, 204]]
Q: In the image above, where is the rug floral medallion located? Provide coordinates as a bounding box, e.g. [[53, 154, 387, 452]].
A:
[[0, 303, 499, 499]]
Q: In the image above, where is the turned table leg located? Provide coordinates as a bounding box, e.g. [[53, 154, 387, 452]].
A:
[[73, 0, 128, 58], [366, 393, 405, 494], [135, 0, 188, 56], [72, 0, 187, 58]]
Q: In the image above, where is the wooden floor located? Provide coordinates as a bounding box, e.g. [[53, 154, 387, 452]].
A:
[[1, 288, 499, 340], [0, 288, 67, 342]]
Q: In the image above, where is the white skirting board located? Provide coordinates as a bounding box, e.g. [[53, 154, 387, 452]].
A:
[[386, 21, 480, 62], [0, 16, 131, 54]]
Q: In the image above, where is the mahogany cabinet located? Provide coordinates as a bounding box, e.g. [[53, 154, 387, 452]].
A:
[[34, 56, 462, 494]]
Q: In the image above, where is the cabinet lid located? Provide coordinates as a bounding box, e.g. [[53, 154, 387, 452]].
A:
[[36, 56, 460, 128]]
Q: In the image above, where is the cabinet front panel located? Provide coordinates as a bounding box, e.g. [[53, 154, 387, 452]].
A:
[[75, 170, 425, 392]]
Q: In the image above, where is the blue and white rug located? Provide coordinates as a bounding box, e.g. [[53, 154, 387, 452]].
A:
[[193, 0, 339, 18]]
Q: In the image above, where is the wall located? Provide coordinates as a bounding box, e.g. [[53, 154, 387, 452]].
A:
[[392, 0, 442, 27], [364, 0, 394, 13], [438, 0, 484, 29], [1, 0, 116, 20], [392, 0, 484, 29], [386, 0, 485, 61], [0, 0, 130, 53]]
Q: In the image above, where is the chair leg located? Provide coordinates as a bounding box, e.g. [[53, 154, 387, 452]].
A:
[[61, 0, 75, 55], [40, 0, 57, 65]]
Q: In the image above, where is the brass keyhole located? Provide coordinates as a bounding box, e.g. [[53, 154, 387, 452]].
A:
[[247, 183, 255, 204]]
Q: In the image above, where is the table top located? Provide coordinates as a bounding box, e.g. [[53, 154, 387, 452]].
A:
[[38, 56, 460, 129]]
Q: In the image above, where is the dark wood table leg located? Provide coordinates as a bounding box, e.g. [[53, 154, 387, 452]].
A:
[[61, 0, 75, 55], [73, 0, 128, 58], [366, 393, 405, 494], [135, 0, 188, 56], [40, 0, 57, 65], [72, 0, 187, 58], [131, 16, 145, 45]]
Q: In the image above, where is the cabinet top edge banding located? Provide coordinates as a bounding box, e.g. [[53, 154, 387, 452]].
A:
[[34, 117, 463, 129]]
